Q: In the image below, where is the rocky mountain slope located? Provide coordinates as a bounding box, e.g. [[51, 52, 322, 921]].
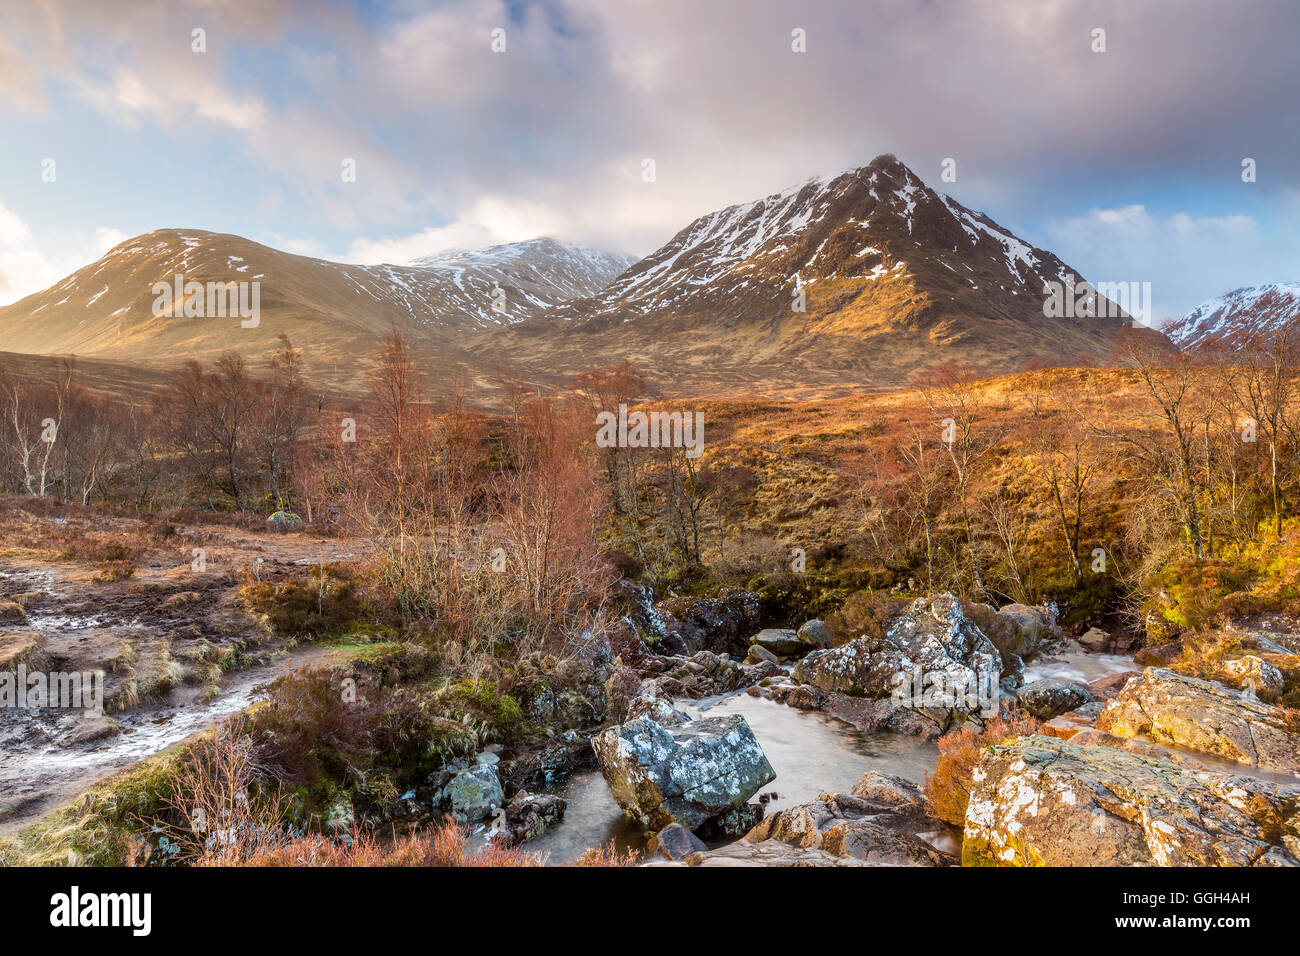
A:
[[496, 154, 1147, 395], [1164, 283, 1300, 350]]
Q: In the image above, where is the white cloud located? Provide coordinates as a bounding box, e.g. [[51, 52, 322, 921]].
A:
[[0, 202, 125, 305]]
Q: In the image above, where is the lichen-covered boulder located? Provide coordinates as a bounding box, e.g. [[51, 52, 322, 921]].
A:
[[964, 735, 1300, 866], [438, 762, 504, 823], [1220, 655, 1285, 694], [685, 772, 956, 867], [1096, 667, 1300, 774], [791, 594, 1001, 723], [1015, 678, 1095, 720], [591, 713, 776, 831], [266, 510, 302, 530]]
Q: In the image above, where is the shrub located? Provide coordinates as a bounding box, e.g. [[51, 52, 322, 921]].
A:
[[824, 589, 910, 647], [924, 716, 1040, 827]]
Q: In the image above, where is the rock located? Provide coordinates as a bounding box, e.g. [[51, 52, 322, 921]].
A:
[[686, 772, 956, 867], [266, 510, 302, 530], [1086, 670, 1141, 700], [0, 600, 28, 623], [797, 619, 830, 648], [490, 792, 566, 845], [999, 652, 1024, 692], [696, 802, 764, 840], [439, 763, 504, 823], [745, 644, 780, 666], [1078, 627, 1110, 652], [791, 594, 1001, 728], [1015, 678, 1095, 720], [648, 823, 708, 860], [1067, 728, 1211, 770], [750, 628, 804, 657], [591, 713, 776, 831], [994, 603, 1059, 657], [637, 650, 782, 700], [966, 601, 1060, 659], [964, 735, 1300, 866], [1221, 655, 1285, 694], [1097, 667, 1300, 773], [625, 694, 691, 727], [628, 586, 764, 657], [1135, 641, 1182, 667]]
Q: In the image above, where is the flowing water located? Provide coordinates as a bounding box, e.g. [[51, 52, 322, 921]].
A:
[[0, 644, 333, 834], [1023, 647, 1138, 684], [527, 692, 939, 865]]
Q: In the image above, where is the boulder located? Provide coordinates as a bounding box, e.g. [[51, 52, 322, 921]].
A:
[[1078, 627, 1110, 652], [797, 619, 831, 648], [637, 650, 782, 700], [750, 628, 804, 657], [964, 735, 1300, 866], [1015, 678, 1095, 720], [1135, 641, 1182, 667], [686, 772, 956, 867], [438, 762, 504, 823], [625, 694, 691, 727], [1221, 655, 1285, 694], [648, 823, 708, 860], [1096, 667, 1300, 774], [590, 713, 776, 831], [746, 644, 779, 666], [266, 510, 302, 530], [966, 601, 1060, 658], [629, 586, 764, 657], [490, 792, 566, 845], [1087, 670, 1141, 701], [791, 594, 1001, 726]]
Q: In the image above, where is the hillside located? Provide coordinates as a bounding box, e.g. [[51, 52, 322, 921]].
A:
[[0, 231, 632, 389]]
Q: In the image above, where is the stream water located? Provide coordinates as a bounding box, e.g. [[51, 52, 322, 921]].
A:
[[0, 645, 331, 834], [527, 692, 940, 865], [1023, 647, 1138, 684]]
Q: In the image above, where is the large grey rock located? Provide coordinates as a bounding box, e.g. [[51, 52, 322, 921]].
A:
[[1097, 667, 1300, 774], [1221, 655, 1285, 694], [1016, 678, 1095, 720], [964, 735, 1300, 866], [964, 601, 1060, 659], [791, 594, 1001, 725], [685, 772, 956, 867], [750, 628, 803, 657], [591, 713, 776, 831], [439, 762, 504, 823], [797, 619, 831, 648]]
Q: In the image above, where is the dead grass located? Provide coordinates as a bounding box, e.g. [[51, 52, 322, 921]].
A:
[[924, 716, 1041, 827]]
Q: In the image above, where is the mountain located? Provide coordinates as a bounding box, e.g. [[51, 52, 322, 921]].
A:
[[1164, 283, 1300, 350], [0, 156, 1160, 399], [0, 230, 632, 386], [494, 154, 1147, 395]]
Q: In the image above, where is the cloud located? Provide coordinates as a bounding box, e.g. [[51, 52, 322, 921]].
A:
[[0, 202, 125, 305], [1043, 205, 1289, 320], [0, 0, 1298, 299]]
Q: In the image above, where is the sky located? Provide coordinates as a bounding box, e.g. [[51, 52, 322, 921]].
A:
[[0, 0, 1297, 323]]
